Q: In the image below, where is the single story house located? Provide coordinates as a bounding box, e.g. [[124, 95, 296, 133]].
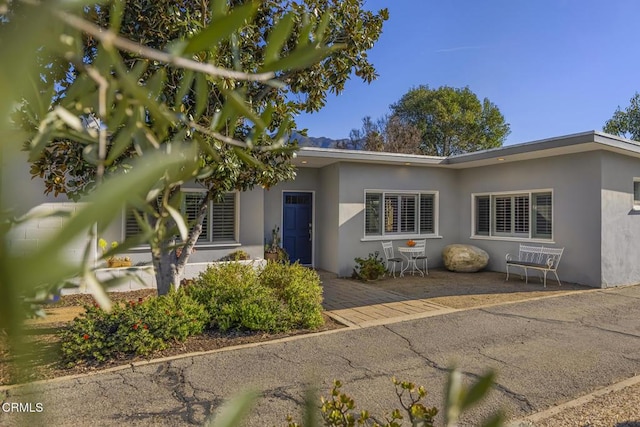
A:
[[4, 130, 640, 288]]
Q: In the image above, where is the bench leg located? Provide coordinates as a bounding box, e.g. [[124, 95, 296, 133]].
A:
[[525, 268, 529, 284], [543, 271, 548, 288], [506, 265, 510, 282], [553, 271, 562, 286]]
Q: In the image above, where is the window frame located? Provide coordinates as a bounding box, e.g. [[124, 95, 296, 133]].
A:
[[123, 189, 239, 246], [633, 178, 640, 210], [363, 190, 439, 239], [471, 189, 553, 241]]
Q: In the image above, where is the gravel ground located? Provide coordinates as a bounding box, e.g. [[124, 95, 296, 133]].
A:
[[513, 380, 640, 427]]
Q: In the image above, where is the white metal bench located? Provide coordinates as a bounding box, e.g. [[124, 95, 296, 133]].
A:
[[505, 244, 564, 287]]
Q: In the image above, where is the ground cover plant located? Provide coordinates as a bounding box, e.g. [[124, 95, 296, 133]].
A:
[[60, 289, 207, 366]]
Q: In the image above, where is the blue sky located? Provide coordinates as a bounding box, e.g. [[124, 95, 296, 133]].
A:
[[295, 1, 640, 146]]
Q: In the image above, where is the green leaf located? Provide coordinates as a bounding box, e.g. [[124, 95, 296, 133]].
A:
[[183, 2, 258, 55], [146, 68, 167, 100], [83, 272, 113, 312], [313, 11, 332, 43], [263, 13, 295, 65], [260, 45, 341, 73], [221, 88, 265, 130], [204, 389, 258, 427], [165, 204, 188, 241], [233, 147, 263, 168], [194, 72, 208, 119], [174, 69, 195, 106], [480, 412, 506, 427], [109, 0, 125, 35], [445, 367, 463, 426], [460, 371, 496, 411]]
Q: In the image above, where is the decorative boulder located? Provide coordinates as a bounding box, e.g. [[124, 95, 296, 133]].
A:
[[442, 244, 489, 273]]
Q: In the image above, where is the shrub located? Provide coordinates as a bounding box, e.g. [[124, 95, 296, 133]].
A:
[[259, 262, 324, 329], [60, 289, 207, 366], [352, 252, 386, 281], [187, 262, 324, 332], [218, 250, 250, 261], [187, 262, 283, 332]]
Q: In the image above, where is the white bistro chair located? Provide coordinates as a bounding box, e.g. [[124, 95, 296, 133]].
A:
[[381, 241, 403, 278], [413, 239, 429, 275]]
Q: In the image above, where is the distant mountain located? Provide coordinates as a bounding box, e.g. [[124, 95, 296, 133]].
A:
[[290, 132, 347, 148]]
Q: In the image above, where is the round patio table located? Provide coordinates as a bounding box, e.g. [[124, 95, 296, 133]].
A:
[[398, 246, 425, 277]]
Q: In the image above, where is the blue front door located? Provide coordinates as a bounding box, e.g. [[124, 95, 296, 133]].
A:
[[282, 192, 312, 264]]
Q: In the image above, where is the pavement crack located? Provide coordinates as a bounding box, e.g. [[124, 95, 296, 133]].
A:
[[481, 309, 640, 340], [384, 325, 536, 412], [264, 385, 304, 406], [382, 325, 449, 373], [149, 360, 213, 425], [478, 309, 568, 326]]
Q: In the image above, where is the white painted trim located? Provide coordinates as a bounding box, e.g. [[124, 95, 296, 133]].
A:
[[470, 236, 555, 244], [470, 189, 554, 241], [362, 189, 440, 238], [361, 235, 443, 242]]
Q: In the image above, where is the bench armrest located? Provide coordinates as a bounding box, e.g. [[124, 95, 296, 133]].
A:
[[505, 253, 513, 262]]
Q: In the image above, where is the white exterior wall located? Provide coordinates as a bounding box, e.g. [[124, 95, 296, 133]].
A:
[[457, 151, 603, 287], [600, 151, 640, 287], [335, 162, 459, 277], [7, 202, 96, 266], [316, 164, 340, 273]]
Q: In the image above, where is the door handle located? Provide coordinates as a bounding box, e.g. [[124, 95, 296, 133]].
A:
[[308, 223, 312, 241]]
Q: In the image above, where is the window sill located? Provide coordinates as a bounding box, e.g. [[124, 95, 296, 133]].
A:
[[470, 236, 555, 244], [361, 235, 443, 242], [126, 242, 241, 252]]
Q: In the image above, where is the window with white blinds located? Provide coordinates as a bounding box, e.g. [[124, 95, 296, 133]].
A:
[[212, 193, 236, 242], [124, 191, 237, 244], [365, 191, 437, 237], [183, 192, 210, 242], [473, 191, 552, 239]]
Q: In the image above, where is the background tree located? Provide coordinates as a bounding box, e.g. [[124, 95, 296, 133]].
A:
[[603, 92, 640, 141], [390, 85, 510, 156], [337, 115, 421, 154], [338, 116, 384, 150], [21, 0, 388, 294]]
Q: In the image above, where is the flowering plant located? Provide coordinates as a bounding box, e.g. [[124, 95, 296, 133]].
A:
[[407, 240, 416, 247], [98, 238, 131, 267]]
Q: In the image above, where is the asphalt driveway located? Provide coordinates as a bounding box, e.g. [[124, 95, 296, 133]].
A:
[[2, 283, 640, 426]]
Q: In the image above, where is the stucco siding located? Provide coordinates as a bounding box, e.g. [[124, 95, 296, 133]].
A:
[[458, 151, 603, 287], [335, 162, 459, 277], [316, 164, 340, 273], [600, 151, 640, 286], [2, 145, 71, 214]]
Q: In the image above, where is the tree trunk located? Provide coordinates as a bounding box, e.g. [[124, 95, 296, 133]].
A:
[[153, 190, 213, 295], [153, 243, 179, 296]]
